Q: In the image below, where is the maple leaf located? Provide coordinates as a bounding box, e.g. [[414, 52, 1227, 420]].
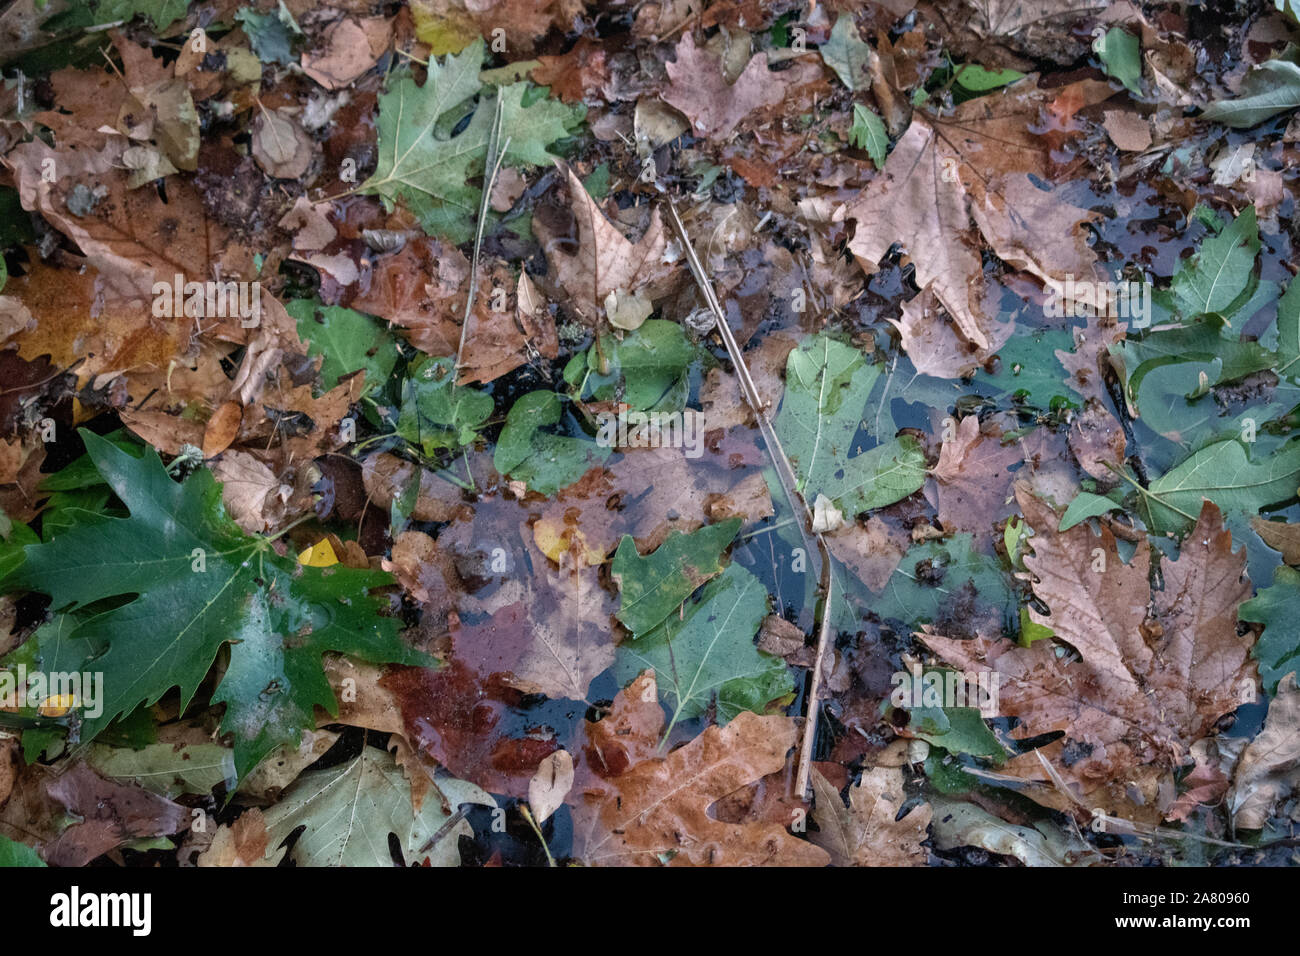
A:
[[362, 40, 581, 243], [261, 746, 495, 867], [570, 679, 830, 866], [661, 33, 788, 139], [922, 486, 1257, 821], [846, 80, 1112, 357], [928, 414, 1022, 534], [535, 164, 679, 327], [810, 767, 932, 866], [0, 433, 428, 783]]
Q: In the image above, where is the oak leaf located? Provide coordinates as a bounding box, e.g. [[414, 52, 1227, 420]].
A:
[[570, 690, 830, 866]]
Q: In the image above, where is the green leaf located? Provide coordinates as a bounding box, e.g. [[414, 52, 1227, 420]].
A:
[[262, 746, 495, 867], [614, 564, 791, 734], [1094, 27, 1142, 94], [1274, 279, 1300, 379], [775, 334, 926, 516], [820, 15, 873, 91], [1140, 438, 1300, 534], [395, 356, 493, 454], [570, 320, 696, 412], [286, 299, 399, 398], [363, 43, 582, 242], [0, 432, 428, 783], [235, 3, 301, 65], [42, 0, 189, 34], [0, 835, 45, 867], [493, 390, 609, 495], [1239, 565, 1300, 697], [871, 534, 1013, 628], [954, 63, 1026, 91], [85, 739, 237, 799], [611, 519, 742, 636], [1171, 206, 1259, 319], [1059, 490, 1123, 531], [849, 104, 888, 166], [1201, 59, 1300, 128]]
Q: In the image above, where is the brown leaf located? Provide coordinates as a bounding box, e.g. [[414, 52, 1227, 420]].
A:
[[1068, 400, 1127, 481], [531, 38, 611, 104], [661, 33, 787, 140], [571, 707, 830, 866], [301, 17, 392, 90], [209, 450, 287, 533], [528, 750, 575, 823], [251, 108, 314, 180], [809, 766, 932, 866], [3, 762, 189, 866], [1103, 109, 1153, 151], [922, 487, 1256, 822], [890, 286, 1012, 379], [928, 415, 1022, 534], [848, 80, 1112, 351], [1230, 672, 1300, 830], [202, 400, 243, 458], [535, 164, 677, 327], [197, 809, 282, 866], [1251, 517, 1300, 566]]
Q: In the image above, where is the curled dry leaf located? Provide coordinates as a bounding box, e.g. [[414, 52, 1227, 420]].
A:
[[1230, 672, 1300, 830]]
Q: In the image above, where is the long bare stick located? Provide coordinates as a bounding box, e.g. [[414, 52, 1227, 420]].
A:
[[663, 200, 833, 799]]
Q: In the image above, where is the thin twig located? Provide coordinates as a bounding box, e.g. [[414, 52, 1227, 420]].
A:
[[456, 92, 509, 379], [663, 200, 833, 800]]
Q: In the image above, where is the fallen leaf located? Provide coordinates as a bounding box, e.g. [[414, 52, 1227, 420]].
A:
[[810, 766, 932, 866]]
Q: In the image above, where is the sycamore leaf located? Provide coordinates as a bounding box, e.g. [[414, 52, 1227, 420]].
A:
[[924, 487, 1256, 821], [661, 33, 788, 139], [615, 563, 791, 734], [611, 519, 741, 635], [536, 165, 677, 327], [810, 767, 932, 866], [1139, 438, 1300, 535], [0, 432, 428, 784], [262, 746, 495, 866], [570, 704, 829, 866], [774, 335, 926, 517], [362, 42, 581, 242], [847, 79, 1112, 351]]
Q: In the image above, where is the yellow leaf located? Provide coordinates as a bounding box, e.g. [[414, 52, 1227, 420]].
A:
[[533, 518, 606, 566], [298, 539, 340, 567], [411, 0, 480, 55]]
